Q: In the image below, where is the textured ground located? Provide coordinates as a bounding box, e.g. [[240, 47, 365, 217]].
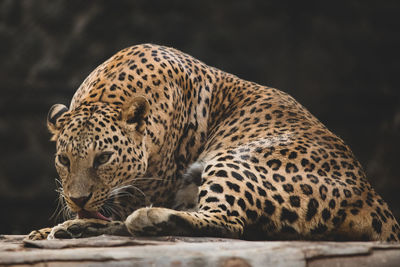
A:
[[1, 235, 399, 266]]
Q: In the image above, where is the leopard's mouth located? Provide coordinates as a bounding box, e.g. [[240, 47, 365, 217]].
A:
[[77, 209, 112, 221]]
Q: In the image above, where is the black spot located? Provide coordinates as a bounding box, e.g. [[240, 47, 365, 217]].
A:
[[345, 179, 356, 185], [273, 173, 285, 182], [321, 162, 330, 172], [300, 184, 313, 195], [332, 209, 347, 226], [205, 197, 219, 203], [246, 182, 255, 192], [199, 190, 207, 198], [250, 157, 259, 164], [227, 210, 239, 218], [237, 198, 246, 211], [218, 204, 227, 211], [292, 175, 302, 183], [210, 184, 223, 193], [256, 199, 262, 209], [204, 165, 212, 173], [257, 186, 267, 196], [272, 194, 284, 204], [240, 155, 250, 160], [226, 181, 240, 192], [241, 162, 251, 170], [306, 198, 319, 221], [226, 163, 240, 170], [215, 170, 228, 177], [317, 169, 327, 177], [322, 208, 331, 221], [217, 155, 234, 162], [329, 199, 336, 209], [245, 191, 254, 205], [369, 218, 381, 234], [281, 184, 294, 194], [280, 208, 299, 223], [319, 185, 328, 200], [280, 149, 289, 156], [343, 189, 352, 198], [264, 199, 275, 215], [332, 188, 340, 198], [288, 151, 297, 159], [289, 196, 301, 207], [352, 187, 362, 196], [306, 174, 319, 184], [263, 181, 277, 191], [366, 199, 373, 207], [376, 207, 387, 223], [231, 171, 244, 181], [243, 170, 258, 182], [285, 163, 299, 173], [301, 158, 309, 167], [384, 209, 393, 220], [350, 209, 359, 215], [225, 195, 235, 206], [295, 145, 308, 154], [267, 159, 282, 170]]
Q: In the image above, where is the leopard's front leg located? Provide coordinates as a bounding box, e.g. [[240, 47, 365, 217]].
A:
[[34, 208, 242, 240], [124, 207, 243, 238]]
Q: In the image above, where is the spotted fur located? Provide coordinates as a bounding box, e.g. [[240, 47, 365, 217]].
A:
[[28, 44, 399, 242]]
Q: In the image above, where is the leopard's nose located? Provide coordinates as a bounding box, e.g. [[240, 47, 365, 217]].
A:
[[70, 193, 92, 208]]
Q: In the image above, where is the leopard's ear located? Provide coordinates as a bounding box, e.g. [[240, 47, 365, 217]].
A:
[[120, 96, 150, 134], [47, 104, 68, 141]]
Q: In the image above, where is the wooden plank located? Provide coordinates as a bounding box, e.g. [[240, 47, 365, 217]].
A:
[[0, 235, 399, 267]]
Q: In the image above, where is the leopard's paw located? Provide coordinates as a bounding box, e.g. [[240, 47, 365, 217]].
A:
[[26, 227, 52, 240], [125, 207, 177, 236], [47, 219, 128, 239]]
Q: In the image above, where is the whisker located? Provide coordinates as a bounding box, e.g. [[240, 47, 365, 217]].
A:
[[130, 185, 147, 198], [50, 178, 69, 222], [102, 202, 124, 219], [111, 177, 163, 189], [111, 184, 147, 199]]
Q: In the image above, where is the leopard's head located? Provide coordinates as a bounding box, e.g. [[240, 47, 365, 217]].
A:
[[47, 97, 150, 221]]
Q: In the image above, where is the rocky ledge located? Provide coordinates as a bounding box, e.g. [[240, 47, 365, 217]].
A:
[[0, 235, 399, 266]]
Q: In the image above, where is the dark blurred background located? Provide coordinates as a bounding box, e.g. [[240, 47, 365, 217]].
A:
[[0, 0, 399, 234]]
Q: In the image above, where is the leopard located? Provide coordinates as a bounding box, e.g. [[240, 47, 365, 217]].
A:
[[28, 43, 400, 242]]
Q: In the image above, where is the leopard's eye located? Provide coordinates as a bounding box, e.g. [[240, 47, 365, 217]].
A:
[[94, 152, 113, 168], [57, 154, 70, 167]]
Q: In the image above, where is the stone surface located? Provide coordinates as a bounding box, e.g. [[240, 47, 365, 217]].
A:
[[0, 235, 400, 266]]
